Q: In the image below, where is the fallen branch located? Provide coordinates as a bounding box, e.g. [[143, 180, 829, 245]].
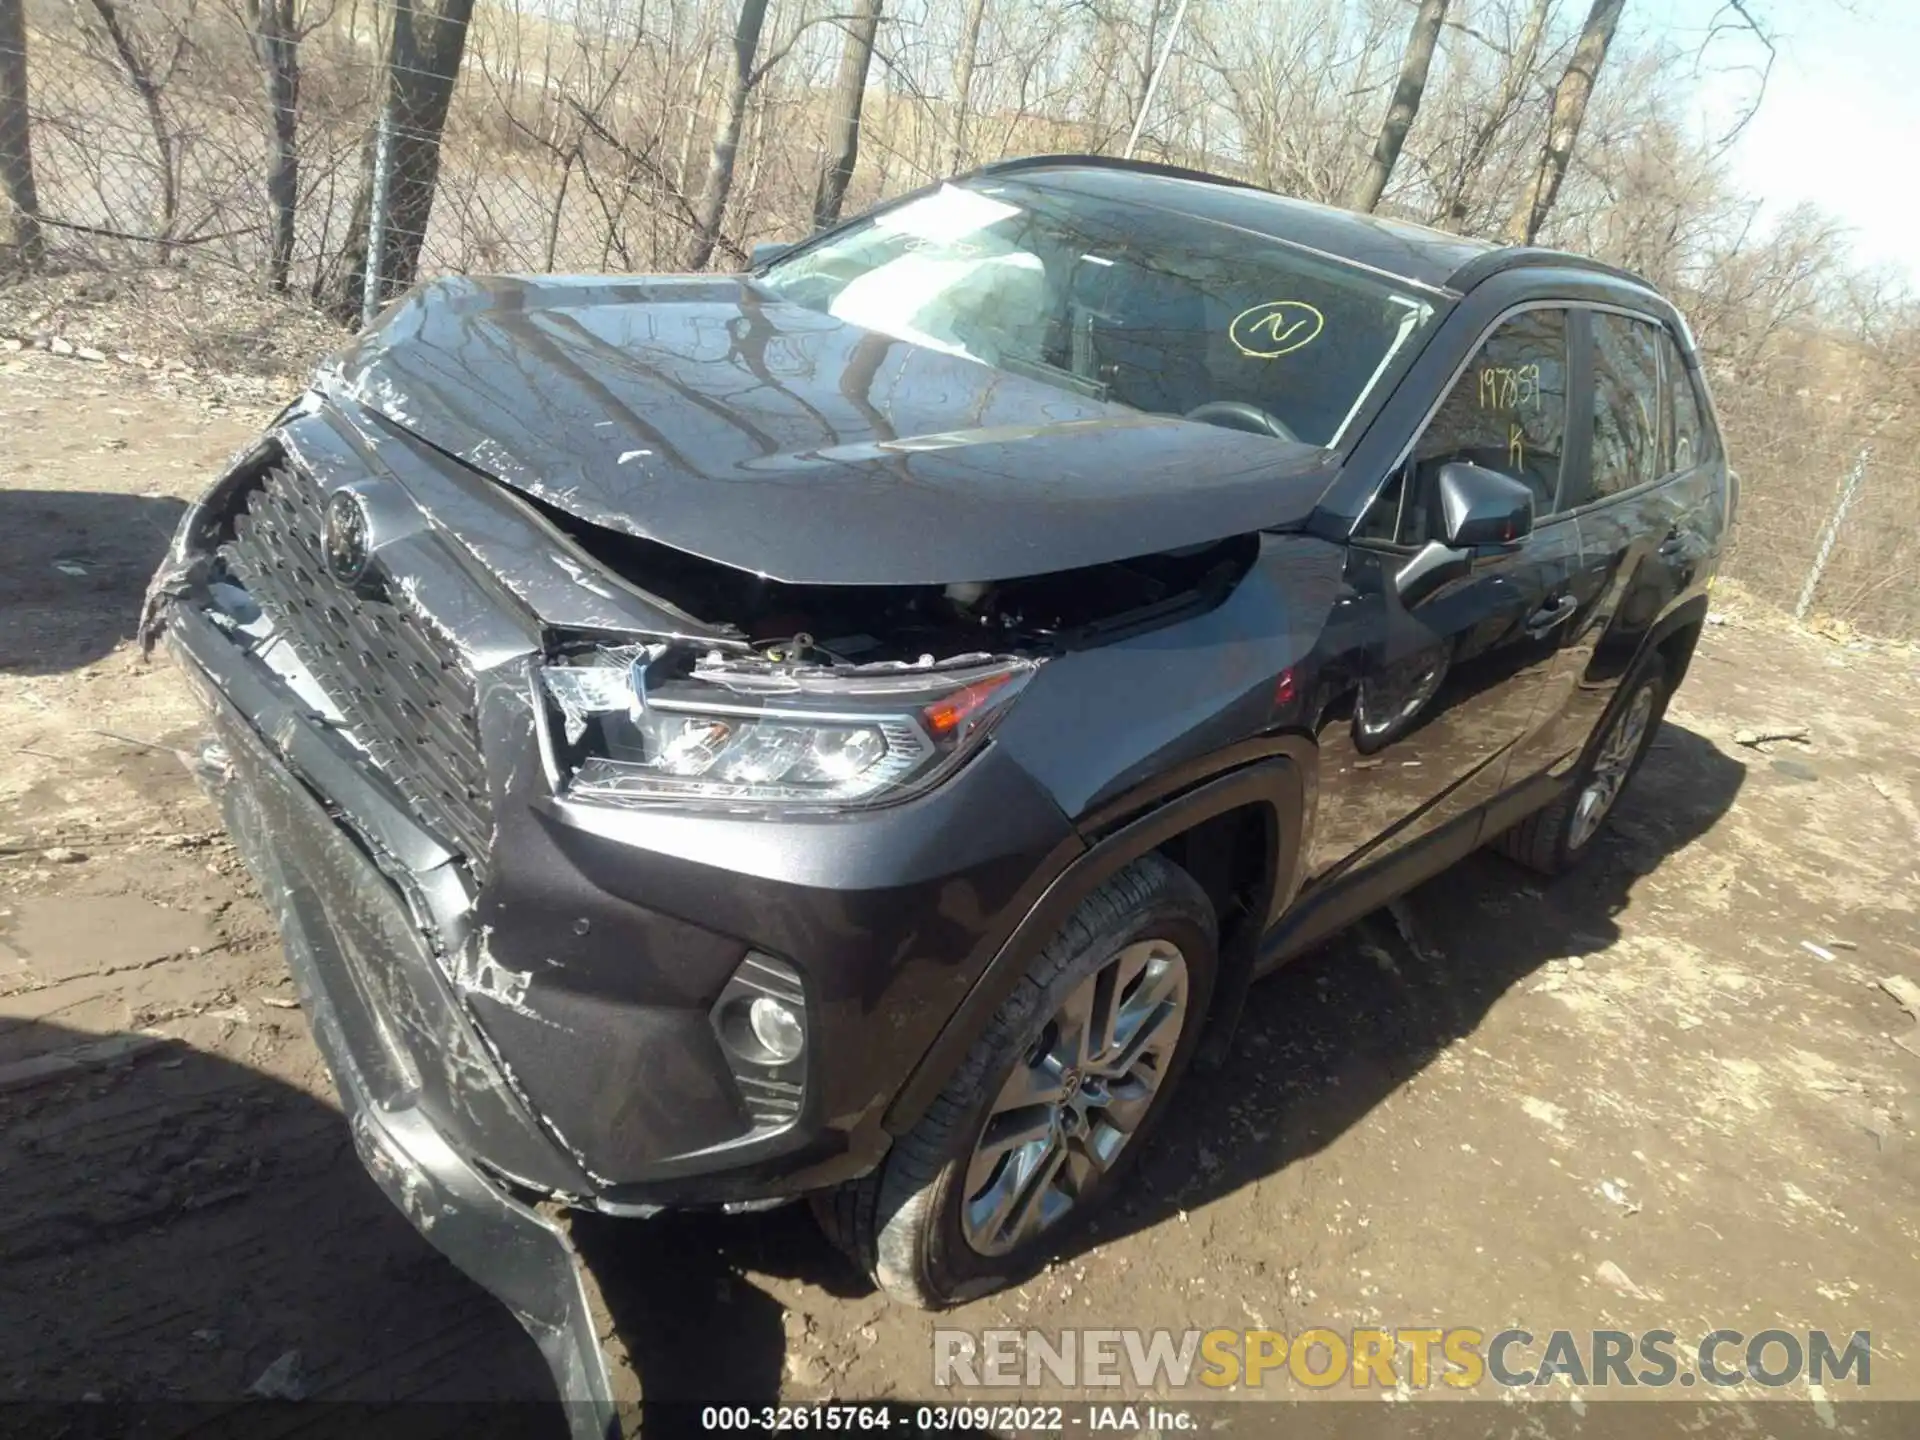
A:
[[1881, 975, 1920, 1059], [1879, 975, 1920, 1025], [35, 214, 261, 247], [1733, 725, 1809, 747]]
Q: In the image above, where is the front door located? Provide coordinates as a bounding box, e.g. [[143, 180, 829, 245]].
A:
[[1307, 306, 1584, 879]]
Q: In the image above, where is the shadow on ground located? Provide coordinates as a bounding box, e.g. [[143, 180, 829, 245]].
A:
[[0, 490, 185, 674], [0, 1019, 566, 1435]]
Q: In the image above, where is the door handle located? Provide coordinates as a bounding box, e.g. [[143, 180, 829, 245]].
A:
[[1524, 594, 1578, 637]]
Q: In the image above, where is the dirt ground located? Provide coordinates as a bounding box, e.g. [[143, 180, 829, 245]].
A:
[[4, 338, 1920, 1429]]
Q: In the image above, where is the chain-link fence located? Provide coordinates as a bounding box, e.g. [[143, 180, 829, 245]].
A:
[[1, 0, 808, 320], [4, 0, 1917, 637], [9, 0, 377, 298], [1710, 346, 1917, 639]]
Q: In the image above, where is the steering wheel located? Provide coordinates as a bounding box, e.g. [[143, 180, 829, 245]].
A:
[[1183, 400, 1298, 442]]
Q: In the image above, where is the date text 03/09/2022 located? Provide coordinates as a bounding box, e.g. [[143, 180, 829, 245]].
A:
[[697, 1404, 1196, 1433]]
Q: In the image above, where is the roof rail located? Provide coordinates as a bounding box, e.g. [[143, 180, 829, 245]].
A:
[[1447, 246, 1658, 294], [963, 153, 1265, 195]]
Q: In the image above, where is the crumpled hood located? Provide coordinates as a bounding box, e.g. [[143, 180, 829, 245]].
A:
[[320, 273, 1341, 586]]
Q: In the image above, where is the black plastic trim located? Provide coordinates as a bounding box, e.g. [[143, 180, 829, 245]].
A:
[[1447, 245, 1660, 295], [966, 152, 1265, 194], [883, 750, 1309, 1135]]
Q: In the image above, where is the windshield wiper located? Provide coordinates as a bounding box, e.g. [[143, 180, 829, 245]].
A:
[[997, 353, 1108, 401]]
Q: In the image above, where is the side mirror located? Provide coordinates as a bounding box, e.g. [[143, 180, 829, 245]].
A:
[[1394, 463, 1536, 606], [749, 241, 791, 270], [1436, 461, 1534, 548]]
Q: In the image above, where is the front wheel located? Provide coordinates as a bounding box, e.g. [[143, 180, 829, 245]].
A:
[[815, 855, 1217, 1308], [1499, 653, 1669, 875]]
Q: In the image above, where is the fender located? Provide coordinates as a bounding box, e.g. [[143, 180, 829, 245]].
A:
[[1642, 590, 1710, 687], [884, 742, 1313, 1135]]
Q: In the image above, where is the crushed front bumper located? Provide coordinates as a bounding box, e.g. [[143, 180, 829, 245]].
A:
[[147, 401, 1079, 1423], [172, 606, 624, 1438]]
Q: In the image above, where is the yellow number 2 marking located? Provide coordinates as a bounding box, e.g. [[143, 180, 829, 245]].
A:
[[1229, 300, 1326, 359]]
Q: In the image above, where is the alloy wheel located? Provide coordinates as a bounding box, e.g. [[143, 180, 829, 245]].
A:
[[1569, 681, 1656, 850], [959, 939, 1190, 1257]]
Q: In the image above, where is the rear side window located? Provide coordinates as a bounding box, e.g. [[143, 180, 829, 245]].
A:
[[1589, 313, 1662, 497], [1406, 308, 1571, 530], [1661, 330, 1711, 471]]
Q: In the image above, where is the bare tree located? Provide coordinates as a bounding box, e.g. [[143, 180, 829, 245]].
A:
[[688, 0, 770, 269], [812, 0, 883, 229], [676, 43, 714, 193], [0, 0, 40, 268], [947, 0, 989, 173], [84, 0, 181, 250], [1507, 0, 1626, 244], [1349, 0, 1450, 213], [328, 0, 478, 320], [242, 0, 313, 293], [1432, 0, 1550, 230]]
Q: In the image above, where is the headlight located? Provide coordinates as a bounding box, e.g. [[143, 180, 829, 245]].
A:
[[540, 643, 1034, 810]]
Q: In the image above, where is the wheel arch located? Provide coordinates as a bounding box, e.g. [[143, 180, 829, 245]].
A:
[[883, 742, 1313, 1136], [1648, 594, 1709, 689]]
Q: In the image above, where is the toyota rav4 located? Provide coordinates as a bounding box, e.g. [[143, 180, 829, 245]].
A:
[[145, 156, 1733, 1425]]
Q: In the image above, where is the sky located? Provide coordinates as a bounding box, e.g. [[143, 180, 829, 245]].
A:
[[1661, 0, 1920, 282]]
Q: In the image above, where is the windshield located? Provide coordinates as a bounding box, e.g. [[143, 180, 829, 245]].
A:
[[759, 178, 1439, 449]]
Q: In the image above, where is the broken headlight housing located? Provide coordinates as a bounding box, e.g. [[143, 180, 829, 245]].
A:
[[540, 643, 1034, 810]]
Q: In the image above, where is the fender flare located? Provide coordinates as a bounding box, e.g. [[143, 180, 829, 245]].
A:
[[1642, 591, 1710, 685], [883, 742, 1313, 1135]]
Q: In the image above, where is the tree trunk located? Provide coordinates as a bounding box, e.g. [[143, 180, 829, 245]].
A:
[[0, 0, 41, 269], [86, 0, 176, 253], [327, 0, 477, 323], [1506, 0, 1626, 245], [1441, 0, 1548, 231], [1348, 0, 1449, 214], [947, 0, 987, 174], [811, 0, 882, 230], [687, 0, 769, 269], [247, 0, 301, 293]]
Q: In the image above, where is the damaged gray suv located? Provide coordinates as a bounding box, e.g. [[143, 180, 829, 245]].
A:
[[145, 156, 1731, 1420]]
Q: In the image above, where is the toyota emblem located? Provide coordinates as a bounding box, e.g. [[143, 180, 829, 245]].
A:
[[322, 489, 372, 585]]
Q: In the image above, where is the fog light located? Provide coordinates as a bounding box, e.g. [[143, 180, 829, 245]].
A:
[[748, 996, 806, 1062], [708, 952, 809, 1139]]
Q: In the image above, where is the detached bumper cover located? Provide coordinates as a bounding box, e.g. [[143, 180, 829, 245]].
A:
[[173, 609, 621, 1436]]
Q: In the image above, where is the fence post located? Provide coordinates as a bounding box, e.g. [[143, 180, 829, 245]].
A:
[[1793, 447, 1871, 624], [361, 92, 395, 328]]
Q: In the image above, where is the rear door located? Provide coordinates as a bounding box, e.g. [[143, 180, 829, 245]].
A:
[[1517, 309, 1724, 780], [1307, 307, 1584, 878]]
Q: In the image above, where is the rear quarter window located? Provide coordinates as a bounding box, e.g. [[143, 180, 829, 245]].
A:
[[1589, 312, 1662, 498], [1660, 329, 1714, 471]]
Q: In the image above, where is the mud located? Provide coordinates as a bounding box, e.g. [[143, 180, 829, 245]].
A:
[[2, 345, 1917, 1424]]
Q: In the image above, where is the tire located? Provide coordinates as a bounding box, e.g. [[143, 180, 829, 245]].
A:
[[816, 854, 1217, 1309], [1498, 652, 1670, 876]]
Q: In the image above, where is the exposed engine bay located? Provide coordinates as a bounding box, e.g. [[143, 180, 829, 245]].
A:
[[529, 492, 1259, 668], [528, 502, 1260, 811]]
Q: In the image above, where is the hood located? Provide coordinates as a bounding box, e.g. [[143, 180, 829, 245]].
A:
[[321, 274, 1340, 586]]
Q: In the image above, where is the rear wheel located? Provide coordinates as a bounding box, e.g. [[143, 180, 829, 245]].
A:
[[1500, 653, 1669, 875], [816, 855, 1216, 1308]]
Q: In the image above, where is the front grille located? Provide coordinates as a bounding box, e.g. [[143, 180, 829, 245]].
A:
[[222, 463, 493, 874]]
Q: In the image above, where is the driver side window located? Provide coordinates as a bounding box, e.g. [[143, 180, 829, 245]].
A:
[[1373, 309, 1570, 545]]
